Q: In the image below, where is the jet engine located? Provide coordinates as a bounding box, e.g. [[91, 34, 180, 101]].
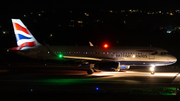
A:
[[98, 62, 130, 71]]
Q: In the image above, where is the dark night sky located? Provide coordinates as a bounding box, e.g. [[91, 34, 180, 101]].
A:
[[1, 1, 180, 12], [0, 1, 179, 65], [0, 1, 179, 46], [0, 1, 180, 46]]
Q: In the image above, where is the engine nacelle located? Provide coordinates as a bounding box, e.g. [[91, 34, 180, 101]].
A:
[[120, 65, 130, 69], [98, 62, 130, 71]]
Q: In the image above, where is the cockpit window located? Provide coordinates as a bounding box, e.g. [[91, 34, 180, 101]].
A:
[[161, 52, 170, 55], [150, 51, 158, 55]]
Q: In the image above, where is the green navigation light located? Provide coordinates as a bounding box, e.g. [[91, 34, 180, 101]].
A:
[[59, 54, 63, 58]]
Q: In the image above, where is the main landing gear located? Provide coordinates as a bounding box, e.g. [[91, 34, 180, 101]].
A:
[[87, 64, 96, 74], [87, 69, 94, 74]]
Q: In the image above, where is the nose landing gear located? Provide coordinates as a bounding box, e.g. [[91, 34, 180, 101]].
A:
[[149, 65, 155, 75]]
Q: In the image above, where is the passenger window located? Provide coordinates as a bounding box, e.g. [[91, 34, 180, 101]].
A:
[[161, 52, 169, 55]]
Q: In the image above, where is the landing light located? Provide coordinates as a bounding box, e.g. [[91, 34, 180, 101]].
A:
[[150, 65, 155, 71], [150, 67, 155, 71]]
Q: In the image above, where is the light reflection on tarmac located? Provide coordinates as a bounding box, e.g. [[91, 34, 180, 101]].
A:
[[92, 71, 178, 77], [0, 66, 180, 97], [0, 67, 180, 85]]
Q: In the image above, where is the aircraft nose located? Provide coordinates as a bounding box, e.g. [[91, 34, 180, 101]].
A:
[[171, 55, 177, 63]]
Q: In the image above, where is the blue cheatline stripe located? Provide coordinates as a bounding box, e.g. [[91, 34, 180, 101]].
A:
[[18, 34, 31, 40], [116, 61, 176, 66]]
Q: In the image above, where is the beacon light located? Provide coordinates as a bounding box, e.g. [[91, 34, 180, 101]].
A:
[[103, 44, 108, 48]]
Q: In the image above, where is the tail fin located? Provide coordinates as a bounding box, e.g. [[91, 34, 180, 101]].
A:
[[11, 19, 40, 50]]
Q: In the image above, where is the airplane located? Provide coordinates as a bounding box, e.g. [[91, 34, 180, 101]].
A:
[[9, 19, 177, 75]]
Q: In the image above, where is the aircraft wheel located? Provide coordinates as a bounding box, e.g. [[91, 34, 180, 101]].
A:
[[87, 69, 94, 74], [151, 72, 155, 75]]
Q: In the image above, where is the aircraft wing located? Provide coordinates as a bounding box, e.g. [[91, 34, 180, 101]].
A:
[[45, 45, 114, 62]]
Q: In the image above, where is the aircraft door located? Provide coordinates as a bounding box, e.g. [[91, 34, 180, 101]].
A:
[[149, 50, 155, 59]]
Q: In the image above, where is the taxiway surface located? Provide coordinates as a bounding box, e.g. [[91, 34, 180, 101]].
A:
[[0, 65, 180, 100]]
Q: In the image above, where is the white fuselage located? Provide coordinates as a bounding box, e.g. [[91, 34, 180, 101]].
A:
[[17, 45, 177, 66]]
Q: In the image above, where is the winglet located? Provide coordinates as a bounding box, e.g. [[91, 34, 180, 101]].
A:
[[89, 41, 94, 46]]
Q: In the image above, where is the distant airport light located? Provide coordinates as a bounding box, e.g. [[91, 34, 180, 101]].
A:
[[84, 13, 89, 16], [78, 21, 83, 23], [167, 31, 171, 33], [121, 10, 125, 12], [109, 10, 113, 13], [124, 21, 126, 24], [3, 31, 6, 34], [96, 87, 99, 90]]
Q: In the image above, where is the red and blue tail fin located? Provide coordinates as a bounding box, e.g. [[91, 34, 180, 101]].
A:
[[11, 19, 41, 50]]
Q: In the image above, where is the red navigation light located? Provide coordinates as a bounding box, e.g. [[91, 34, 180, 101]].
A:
[[104, 44, 108, 48]]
